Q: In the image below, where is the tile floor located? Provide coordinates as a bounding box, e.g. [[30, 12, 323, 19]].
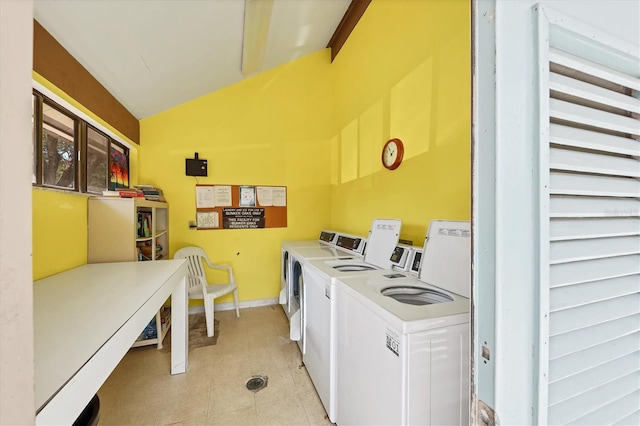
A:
[[98, 305, 333, 425]]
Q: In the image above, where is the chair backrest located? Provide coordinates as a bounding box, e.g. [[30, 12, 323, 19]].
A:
[[173, 247, 209, 297]]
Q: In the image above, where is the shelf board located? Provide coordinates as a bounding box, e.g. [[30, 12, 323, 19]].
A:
[[131, 315, 171, 349]]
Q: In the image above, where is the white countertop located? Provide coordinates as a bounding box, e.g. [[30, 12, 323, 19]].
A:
[[34, 259, 188, 424]]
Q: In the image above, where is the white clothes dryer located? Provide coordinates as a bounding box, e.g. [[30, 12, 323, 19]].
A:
[[302, 219, 402, 423], [286, 244, 360, 348], [335, 220, 471, 426], [281, 229, 338, 312]]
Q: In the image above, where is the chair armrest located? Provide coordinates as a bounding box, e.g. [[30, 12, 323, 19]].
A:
[[202, 260, 236, 284], [202, 259, 232, 272]]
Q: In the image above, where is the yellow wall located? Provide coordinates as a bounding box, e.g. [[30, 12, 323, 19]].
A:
[[32, 0, 471, 295], [329, 0, 471, 245], [32, 189, 88, 280], [139, 51, 334, 302], [32, 73, 139, 279]]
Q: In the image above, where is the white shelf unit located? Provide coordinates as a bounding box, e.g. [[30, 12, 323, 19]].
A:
[[87, 197, 171, 349], [130, 307, 171, 349]]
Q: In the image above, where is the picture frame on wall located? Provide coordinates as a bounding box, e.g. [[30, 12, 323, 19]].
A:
[[239, 185, 256, 207], [109, 143, 129, 190], [197, 211, 219, 229]]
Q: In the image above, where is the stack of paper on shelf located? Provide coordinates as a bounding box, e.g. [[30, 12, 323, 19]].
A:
[[134, 185, 165, 202], [102, 188, 144, 198]]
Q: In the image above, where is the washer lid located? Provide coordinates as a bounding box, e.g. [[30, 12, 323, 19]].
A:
[[363, 219, 402, 269], [419, 220, 471, 298], [291, 246, 352, 259], [380, 285, 454, 305], [330, 263, 377, 272]]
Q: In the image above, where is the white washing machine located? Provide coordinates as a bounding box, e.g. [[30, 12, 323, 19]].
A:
[[281, 229, 338, 311], [286, 243, 362, 346], [302, 219, 402, 423], [335, 220, 471, 425]]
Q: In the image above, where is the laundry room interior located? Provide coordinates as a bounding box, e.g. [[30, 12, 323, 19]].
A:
[[29, 0, 471, 424], [32, 0, 470, 287], [7, 0, 639, 424]]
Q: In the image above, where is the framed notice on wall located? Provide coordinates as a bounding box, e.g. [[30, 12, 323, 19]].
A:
[[195, 184, 287, 230], [196, 211, 219, 229], [239, 186, 257, 207]]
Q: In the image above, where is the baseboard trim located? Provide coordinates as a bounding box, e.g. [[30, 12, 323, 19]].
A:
[[188, 298, 280, 315]]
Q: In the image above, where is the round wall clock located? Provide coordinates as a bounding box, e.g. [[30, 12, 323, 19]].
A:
[[381, 138, 404, 170]]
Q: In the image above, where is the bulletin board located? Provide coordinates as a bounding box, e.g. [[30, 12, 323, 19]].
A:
[[195, 184, 287, 230]]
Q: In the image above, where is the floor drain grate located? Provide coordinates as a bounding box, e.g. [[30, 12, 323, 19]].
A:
[[246, 375, 268, 393]]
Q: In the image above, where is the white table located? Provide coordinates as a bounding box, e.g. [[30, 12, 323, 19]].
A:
[[34, 259, 188, 425]]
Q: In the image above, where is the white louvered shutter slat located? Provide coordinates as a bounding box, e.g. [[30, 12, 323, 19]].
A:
[[550, 275, 640, 310], [539, 15, 640, 424], [550, 255, 640, 287], [549, 123, 640, 156], [548, 372, 640, 425], [549, 217, 640, 240], [548, 314, 640, 359], [550, 172, 640, 197], [549, 147, 640, 177], [550, 98, 640, 135], [550, 196, 640, 218], [550, 72, 640, 113], [548, 334, 639, 382], [549, 47, 640, 91], [550, 236, 640, 264], [613, 408, 640, 426], [548, 352, 639, 406], [549, 294, 640, 336], [570, 389, 640, 426]]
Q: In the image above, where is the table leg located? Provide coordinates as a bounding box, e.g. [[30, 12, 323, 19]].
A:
[[171, 274, 188, 374]]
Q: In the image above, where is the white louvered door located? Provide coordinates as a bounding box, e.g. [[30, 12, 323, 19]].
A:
[[537, 6, 640, 425]]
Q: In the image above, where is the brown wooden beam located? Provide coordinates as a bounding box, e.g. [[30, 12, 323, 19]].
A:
[[327, 0, 372, 62], [33, 20, 140, 145]]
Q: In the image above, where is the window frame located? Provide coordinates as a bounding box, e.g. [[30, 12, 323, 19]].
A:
[[37, 94, 80, 191], [85, 124, 111, 194], [32, 89, 130, 195]]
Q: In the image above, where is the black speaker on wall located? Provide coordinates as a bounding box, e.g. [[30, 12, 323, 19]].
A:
[[186, 153, 207, 177]]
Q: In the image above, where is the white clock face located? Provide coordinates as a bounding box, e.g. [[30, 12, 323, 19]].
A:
[[384, 141, 398, 166]]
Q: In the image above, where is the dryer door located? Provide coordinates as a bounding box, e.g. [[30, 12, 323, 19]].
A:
[[300, 270, 306, 355], [289, 260, 303, 345], [279, 249, 289, 305], [290, 308, 301, 341]]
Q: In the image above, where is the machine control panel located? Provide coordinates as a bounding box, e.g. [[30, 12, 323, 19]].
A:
[[319, 230, 336, 243], [390, 245, 410, 269], [335, 234, 366, 255], [390, 245, 422, 274], [409, 249, 423, 274]]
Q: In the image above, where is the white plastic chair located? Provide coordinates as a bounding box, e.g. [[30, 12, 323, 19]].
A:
[[174, 246, 240, 337]]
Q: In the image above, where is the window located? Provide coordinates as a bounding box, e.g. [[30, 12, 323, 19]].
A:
[[32, 90, 129, 194], [86, 127, 108, 193], [42, 101, 77, 189]]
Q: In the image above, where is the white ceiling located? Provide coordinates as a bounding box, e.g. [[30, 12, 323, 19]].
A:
[[33, 0, 351, 119]]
